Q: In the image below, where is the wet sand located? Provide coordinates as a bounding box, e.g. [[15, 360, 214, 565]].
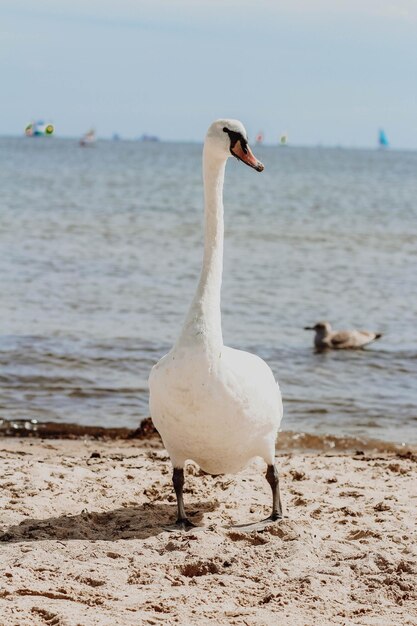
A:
[[0, 435, 416, 625]]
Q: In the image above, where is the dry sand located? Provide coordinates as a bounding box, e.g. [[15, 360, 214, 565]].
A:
[[0, 435, 416, 626]]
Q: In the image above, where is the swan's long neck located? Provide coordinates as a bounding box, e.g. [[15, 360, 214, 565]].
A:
[[177, 147, 226, 352]]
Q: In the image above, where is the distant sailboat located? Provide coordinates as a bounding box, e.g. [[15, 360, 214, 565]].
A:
[[279, 132, 288, 147], [80, 129, 96, 147], [378, 129, 389, 149], [255, 131, 264, 144]]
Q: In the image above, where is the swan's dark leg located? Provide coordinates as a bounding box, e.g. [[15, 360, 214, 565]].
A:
[[266, 463, 283, 521], [228, 463, 283, 532], [163, 467, 197, 532], [173, 468, 189, 523]]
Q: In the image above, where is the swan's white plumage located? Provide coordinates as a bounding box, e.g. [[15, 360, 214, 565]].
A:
[[149, 119, 282, 476], [150, 345, 282, 474]]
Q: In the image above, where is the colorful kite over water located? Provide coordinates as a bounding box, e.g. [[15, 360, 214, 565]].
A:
[[25, 121, 54, 137]]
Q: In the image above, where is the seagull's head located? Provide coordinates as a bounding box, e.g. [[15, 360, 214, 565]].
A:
[[304, 321, 332, 335]]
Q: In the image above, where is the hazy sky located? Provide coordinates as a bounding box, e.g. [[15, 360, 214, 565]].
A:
[[1, 0, 416, 147]]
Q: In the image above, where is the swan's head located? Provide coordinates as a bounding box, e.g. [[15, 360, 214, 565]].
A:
[[205, 119, 264, 172], [304, 321, 332, 336]]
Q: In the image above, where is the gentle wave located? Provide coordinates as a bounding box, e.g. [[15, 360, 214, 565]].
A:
[[1, 334, 417, 443]]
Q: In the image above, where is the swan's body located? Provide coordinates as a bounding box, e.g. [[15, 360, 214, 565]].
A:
[[305, 321, 383, 350], [150, 345, 282, 475], [149, 119, 283, 529]]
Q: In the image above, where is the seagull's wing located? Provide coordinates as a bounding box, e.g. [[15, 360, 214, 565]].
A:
[[329, 331, 354, 347], [331, 329, 381, 348]]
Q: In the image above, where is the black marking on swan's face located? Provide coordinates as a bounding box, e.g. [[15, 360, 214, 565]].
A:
[[223, 127, 248, 157]]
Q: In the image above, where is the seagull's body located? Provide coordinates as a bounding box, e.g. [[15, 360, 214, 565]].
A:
[[305, 321, 382, 350], [149, 119, 283, 530]]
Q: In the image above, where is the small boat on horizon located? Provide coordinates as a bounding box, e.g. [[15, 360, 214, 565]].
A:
[[139, 134, 160, 142], [279, 132, 288, 146], [378, 128, 389, 149], [255, 131, 264, 144], [80, 129, 96, 147]]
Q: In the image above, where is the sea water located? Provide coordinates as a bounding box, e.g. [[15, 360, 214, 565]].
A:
[[1, 137, 416, 443]]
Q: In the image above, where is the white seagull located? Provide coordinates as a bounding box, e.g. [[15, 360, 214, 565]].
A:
[[304, 321, 383, 350], [149, 119, 283, 531]]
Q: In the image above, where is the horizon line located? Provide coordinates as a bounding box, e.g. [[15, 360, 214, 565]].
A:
[[1, 134, 415, 153]]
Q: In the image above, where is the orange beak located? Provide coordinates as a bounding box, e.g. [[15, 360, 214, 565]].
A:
[[231, 141, 264, 172]]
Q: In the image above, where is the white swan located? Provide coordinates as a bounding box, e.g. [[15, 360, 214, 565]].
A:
[[149, 119, 283, 530]]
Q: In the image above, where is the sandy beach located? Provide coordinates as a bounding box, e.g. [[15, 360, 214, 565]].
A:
[[0, 432, 416, 626]]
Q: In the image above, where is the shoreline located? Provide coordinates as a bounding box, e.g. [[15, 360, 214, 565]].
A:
[[0, 437, 416, 624], [1, 417, 415, 455]]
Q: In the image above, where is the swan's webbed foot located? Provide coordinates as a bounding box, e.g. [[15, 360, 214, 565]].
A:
[[163, 517, 200, 532], [229, 513, 282, 533]]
